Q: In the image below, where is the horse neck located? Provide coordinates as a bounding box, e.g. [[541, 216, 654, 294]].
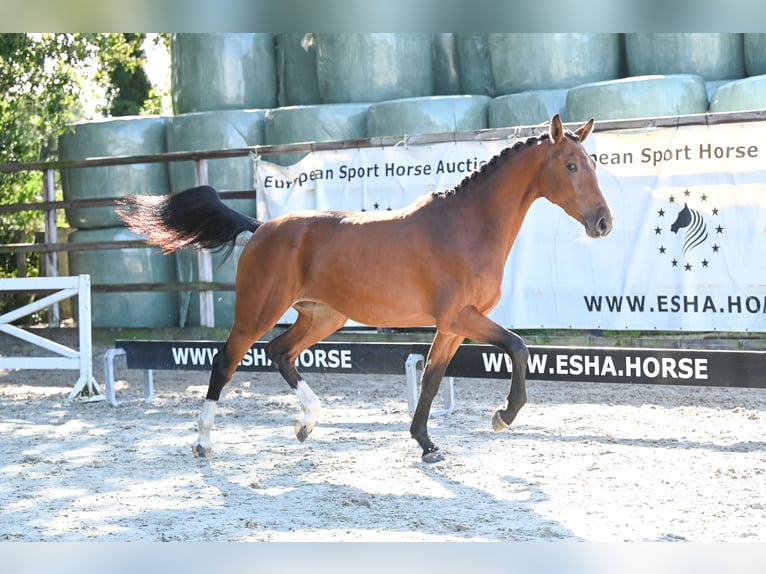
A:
[[471, 146, 544, 258]]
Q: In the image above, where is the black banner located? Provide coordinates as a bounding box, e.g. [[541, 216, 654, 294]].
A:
[[115, 339, 765, 389]]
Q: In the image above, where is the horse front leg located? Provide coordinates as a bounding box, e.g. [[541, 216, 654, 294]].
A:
[[410, 331, 463, 463], [490, 330, 529, 431], [451, 307, 529, 431]]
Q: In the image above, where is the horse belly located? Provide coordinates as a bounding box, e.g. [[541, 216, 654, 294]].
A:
[[299, 250, 438, 328]]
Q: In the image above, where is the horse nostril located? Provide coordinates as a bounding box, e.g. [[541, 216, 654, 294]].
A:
[[597, 216, 612, 236]]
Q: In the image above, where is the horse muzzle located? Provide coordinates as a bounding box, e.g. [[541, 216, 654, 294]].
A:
[[585, 209, 613, 238]]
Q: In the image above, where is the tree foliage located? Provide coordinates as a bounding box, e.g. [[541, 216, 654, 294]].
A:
[[0, 33, 166, 241], [0, 33, 168, 318]]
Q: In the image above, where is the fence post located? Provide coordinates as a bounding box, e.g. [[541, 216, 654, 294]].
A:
[[43, 168, 60, 327], [194, 159, 215, 328], [66, 273, 104, 402]]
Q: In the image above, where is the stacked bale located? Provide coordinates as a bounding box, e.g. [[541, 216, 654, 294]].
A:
[[431, 33, 461, 96], [744, 34, 766, 76], [485, 34, 620, 128], [68, 227, 178, 328], [264, 103, 370, 166], [276, 33, 321, 107], [488, 34, 622, 95], [171, 33, 278, 114], [625, 33, 744, 81], [166, 109, 266, 214], [367, 95, 491, 137], [709, 76, 766, 112], [59, 116, 177, 328], [566, 75, 709, 122], [314, 33, 433, 103], [454, 34, 495, 96], [166, 109, 267, 327], [59, 116, 169, 229], [489, 89, 569, 128]]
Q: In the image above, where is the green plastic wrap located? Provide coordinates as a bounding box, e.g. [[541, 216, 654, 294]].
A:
[[59, 116, 169, 230], [276, 33, 321, 106], [709, 76, 766, 112], [171, 33, 277, 114], [455, 33, 495, 96], [366, 95, 490, 137], [566, 75, 709, 122], [705, 80, 736, 104], [174, 245, 244, 328], [625, 34, 745, 81], [315, 33, 433, 103], [166, 110, 266, 216], [264, 103, 370, 166], [432, 33, 461, 96], [489, 90, 569, 128], [745, 34, 766, 76], [489, 34, 621, 94], [68, 227, 178, 328]]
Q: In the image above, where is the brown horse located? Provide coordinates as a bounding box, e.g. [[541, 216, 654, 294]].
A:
[[119, 114, 612, 463]]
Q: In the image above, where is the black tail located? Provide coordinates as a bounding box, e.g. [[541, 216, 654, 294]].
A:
[[118, 185, 261, 253]]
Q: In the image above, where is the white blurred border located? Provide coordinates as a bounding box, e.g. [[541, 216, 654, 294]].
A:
[[1, 0, 763, 32]]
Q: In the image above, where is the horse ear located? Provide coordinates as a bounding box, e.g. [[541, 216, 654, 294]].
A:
[[575, 118, 595, 143], [550, 114, 564, 144]]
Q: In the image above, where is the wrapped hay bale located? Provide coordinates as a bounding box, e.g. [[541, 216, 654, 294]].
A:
[[489, 89, 569, 128], [432, 33, 461, 96], [59, 116, 169, 229], [264, 103, 370, 166], [489, 33, 621, 94], [366, 95, 491, 137], [454, 33, 495, 96], [566, 75, 709, 122], [166, 109, 267, 216], [171, 33, 277, 113], [625, 33, 745, 81], [709, 75, 766, 112], [315, 33, 433, 103], [174, 245, 244, 328], [276, 33, 321, 106], [744, 34, 766, 76], [68, 227, 178, 328]]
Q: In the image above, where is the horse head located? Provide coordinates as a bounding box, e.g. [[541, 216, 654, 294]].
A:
[[670, 203, 692, 233], [536, 114, 613, 239]]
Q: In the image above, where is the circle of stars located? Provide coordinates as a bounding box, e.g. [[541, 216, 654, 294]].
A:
[[655, 188, 722, 271]]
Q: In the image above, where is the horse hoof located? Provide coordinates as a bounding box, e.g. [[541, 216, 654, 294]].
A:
[[192, 443, 211, 458], [294, 420, 313, 442], [491, 410, 510, 432], [422, 449, 445, 464]]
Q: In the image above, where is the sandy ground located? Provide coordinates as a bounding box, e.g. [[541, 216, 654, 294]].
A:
[[1, 333, 765, 542]]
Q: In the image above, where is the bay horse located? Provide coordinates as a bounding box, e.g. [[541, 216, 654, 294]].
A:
[[119, 114, 612, 463]]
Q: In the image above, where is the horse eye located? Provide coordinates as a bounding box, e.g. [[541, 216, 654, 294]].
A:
[[566, 162, 577, 172]]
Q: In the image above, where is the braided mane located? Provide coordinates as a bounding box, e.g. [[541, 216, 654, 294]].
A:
[[432, 130, 581, 198]]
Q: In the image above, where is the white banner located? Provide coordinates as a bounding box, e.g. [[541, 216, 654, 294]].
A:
[[255, 121, 766, 332]]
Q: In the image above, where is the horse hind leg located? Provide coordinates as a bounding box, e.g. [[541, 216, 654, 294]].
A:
[[265, 302, 347, 442], [193, 289, 293, 457], [193, 325, 267, 457]]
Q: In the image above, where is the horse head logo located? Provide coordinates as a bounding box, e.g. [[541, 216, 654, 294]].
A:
[[670, 203, 691, 233], [670, 203, 708, 255]]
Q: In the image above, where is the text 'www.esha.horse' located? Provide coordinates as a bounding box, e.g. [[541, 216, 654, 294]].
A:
[[119, 114, 613, 463]]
